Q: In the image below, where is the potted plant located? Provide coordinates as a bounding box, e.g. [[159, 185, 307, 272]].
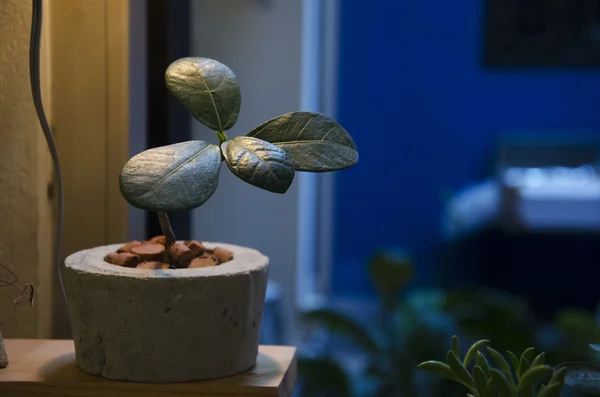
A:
[[0, 263, 35, 369], [61, 57, 359, 382]]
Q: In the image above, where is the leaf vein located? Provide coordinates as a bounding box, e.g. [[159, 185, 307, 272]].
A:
[[197, 73, 223, 131], [295, 118, 312, 141], [145, 145, 212, 197], [236, 141, 279, 182], [210, 72, 229, 92]]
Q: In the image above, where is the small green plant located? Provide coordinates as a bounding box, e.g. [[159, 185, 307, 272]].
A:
[[118, 57, 358, 266], [418, 336, 566, 397]]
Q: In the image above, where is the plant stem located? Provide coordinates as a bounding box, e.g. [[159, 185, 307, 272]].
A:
[[157, 212, 177, 269], [217, 130, 227, 144], [157, 212, 176, 247]]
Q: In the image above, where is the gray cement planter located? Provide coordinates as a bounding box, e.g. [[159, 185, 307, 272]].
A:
[[62, 242, 269, 382]]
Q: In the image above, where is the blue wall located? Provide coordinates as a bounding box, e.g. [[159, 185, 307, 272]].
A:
[[332, 0, 600, 296]]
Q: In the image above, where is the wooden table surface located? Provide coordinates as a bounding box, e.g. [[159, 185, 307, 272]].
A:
[[0, 339, 297, 397]]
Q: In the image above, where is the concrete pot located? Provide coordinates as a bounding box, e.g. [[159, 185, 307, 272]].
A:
[[62, 242, 269, 382]]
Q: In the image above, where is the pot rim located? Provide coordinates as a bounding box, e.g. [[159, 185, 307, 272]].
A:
[[64, 242, 268, 280]]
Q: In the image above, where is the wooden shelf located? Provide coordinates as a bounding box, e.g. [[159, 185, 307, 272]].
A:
[[0, 339, 297, 397]]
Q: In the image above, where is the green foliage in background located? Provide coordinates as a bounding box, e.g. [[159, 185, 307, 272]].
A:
[[298, 249, 464, 397], [297, 247, 600, 397]]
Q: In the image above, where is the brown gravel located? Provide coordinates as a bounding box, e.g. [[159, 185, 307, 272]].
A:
[[137, 261, 170, 270], [107, 236, 234, 269], [149, 235, 167, 245], [167, 243, 196, 267], [213, 247, 234, 263], [116, 240, 142, 253], [130, 243, 165, 261], [188, 254, 220, 268], [105, 252, 142, 267], [184, 240, 205, 256]]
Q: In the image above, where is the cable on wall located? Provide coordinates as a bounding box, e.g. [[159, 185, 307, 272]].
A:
[[30, 0, 66, 302]]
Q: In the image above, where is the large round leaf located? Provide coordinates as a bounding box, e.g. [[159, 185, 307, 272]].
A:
[[165, 57, 241, 131], [246, 111, 358, 172], [120, 140, 221, 211], [221, 136, 294, 194]]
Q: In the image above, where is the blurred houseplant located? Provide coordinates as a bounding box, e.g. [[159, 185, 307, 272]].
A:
[[442, 289, 600, 367], [297, 249, 465, 397], [297, 248, 600, 396]]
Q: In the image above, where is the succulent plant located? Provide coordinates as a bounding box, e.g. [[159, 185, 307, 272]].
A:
[[119, 57, 358, 265], [418, 336, 566, 397]]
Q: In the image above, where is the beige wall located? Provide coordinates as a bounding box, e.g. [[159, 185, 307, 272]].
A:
[[0, 0, 54, 338], [190, 0, 303, 342], [0, 0, 135, 338]]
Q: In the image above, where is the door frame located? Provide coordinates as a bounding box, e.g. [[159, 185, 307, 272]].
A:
[[296, 0, 341, 311]]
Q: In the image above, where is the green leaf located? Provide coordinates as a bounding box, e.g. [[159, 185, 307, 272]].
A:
[[558, 362, 600, 394], [484, 378, 495, 397], [521, 347, 536, 363], [452, 336, 460, 359], [538, 383, 563, 397], [518, 355, 530, 380], [304, 309, 379, 353], [518, 365, 552, 390], [521, 386, 534, 397], [447, 350, 474, 388], [417, 361, 459, 383], [477, 351, 491, 376], [486, 347, 512, 377], [222, 136, 295, 194], [369, 249, 413, 297], [297, 357, 352, 397], [246, 111, 358, 172], [119, 140, 221, 211], [490, 368, 513, 397], [521, 385, 534, 397], [165, 57, 241, 131], [507, 350, 519, 374], [530, 352, 545, 368], [473, 365, 489, 395], [549, 366, 566, 386], [464, 339, 490, 367]]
